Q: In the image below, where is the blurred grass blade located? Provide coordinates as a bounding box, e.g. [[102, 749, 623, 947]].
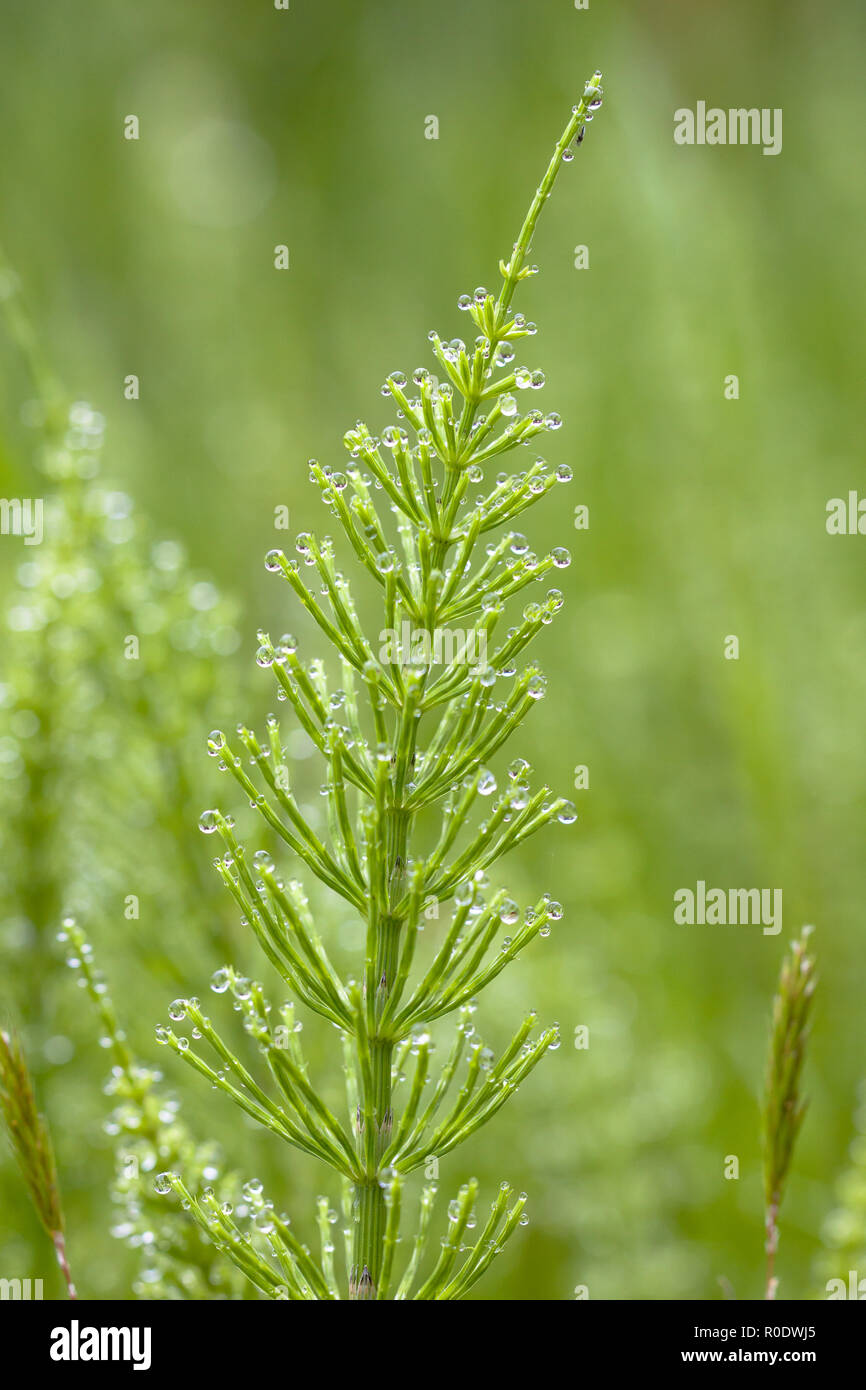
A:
[[762, 927, 816, 1299], [0, 1026, 76, 1297]]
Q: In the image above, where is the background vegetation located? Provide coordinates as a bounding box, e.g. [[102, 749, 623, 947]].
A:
[[1, 0, 864, 1299]]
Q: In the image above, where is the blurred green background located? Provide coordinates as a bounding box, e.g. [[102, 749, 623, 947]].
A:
[[1, 0, 865, 1300]]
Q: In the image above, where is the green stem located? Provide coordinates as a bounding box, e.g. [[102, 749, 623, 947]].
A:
[[347, 78, 603, 1298], [495, 73, 600, 322], [351, 1178, 385, 1299], [351, 797, 411, 1295]]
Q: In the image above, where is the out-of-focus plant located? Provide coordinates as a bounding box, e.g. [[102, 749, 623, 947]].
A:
[[0, 253, 256, 1293], [0, 253, 244, 1032], [0, 1026, 75, 1296], [58, 918, 248, 1299], [761, 926, 816, 1299], [815, 1080, 866, 1299], [152, 74, 606, 1300]]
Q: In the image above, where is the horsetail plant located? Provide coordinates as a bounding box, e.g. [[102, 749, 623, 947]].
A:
[[59, 919, 246, 1300], [156, 73, 606, 1300], [0, 249, 244, 1025]]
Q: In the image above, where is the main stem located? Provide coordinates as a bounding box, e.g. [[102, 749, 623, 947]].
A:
[[352, 794, 412, 1298], [349, 73, 601, 1299]]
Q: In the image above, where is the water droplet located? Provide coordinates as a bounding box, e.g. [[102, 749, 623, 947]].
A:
[[382, 425, 406, 450], [199, 810, 220, 834]]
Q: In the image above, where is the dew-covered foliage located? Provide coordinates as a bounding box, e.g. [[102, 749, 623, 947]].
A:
[[0, 313, 245, 1026], [148, 76, 605, 1300], [0, 259, 265, 1297], [2, 1, 865, 1304], [59, 920, 247, 1299]]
